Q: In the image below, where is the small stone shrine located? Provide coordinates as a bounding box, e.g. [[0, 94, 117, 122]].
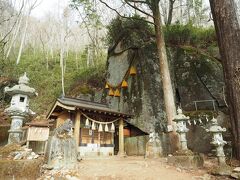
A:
[[4, 72, 37, 144]]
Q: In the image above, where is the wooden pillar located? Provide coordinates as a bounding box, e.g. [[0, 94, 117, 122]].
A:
[[118, 118, 124, 156], [74, 111, 81, 146], [26, 141, 29, 148]]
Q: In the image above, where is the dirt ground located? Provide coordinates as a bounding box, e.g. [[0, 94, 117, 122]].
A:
[[40, 156, 221, 180]]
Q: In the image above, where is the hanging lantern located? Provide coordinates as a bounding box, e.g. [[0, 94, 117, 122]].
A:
[[129, 66, 137, 75], [108, 88, 114, 96], [85, 118, 90, 128], [110, 123, 115, 132], [92, 122, 96, 130], [121, 80, 128, 88], [98, 123, 103, 132], [105, 83, 109, 89], [105, 124, 109, 132], [114, 89, 120, 97]]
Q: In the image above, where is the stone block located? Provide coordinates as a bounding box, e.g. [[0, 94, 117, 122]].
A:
[[211, 165, 232, 176], [145, 141, 162, 158], [167, 154, 204, 169]]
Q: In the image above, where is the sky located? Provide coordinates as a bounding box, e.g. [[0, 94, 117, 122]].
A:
[[31, 0, 211, 19], [31, 0, 69, 19]]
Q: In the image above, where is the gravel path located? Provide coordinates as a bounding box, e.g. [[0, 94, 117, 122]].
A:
[[40, 156, 212, 180]]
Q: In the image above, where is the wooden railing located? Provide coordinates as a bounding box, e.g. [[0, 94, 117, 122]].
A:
[[193, 100, 217, 111]]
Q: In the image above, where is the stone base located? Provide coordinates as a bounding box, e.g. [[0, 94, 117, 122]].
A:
[[211, 165, 232, 176], [167, 154, 204, 168], [173, 149, 194, 156], [145, 141, 162, 158], [231, 172, 240, 179]]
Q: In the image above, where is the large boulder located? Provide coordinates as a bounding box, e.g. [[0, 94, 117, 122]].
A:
[[104, 41, 227, 155], [173, 48, 225, 110]]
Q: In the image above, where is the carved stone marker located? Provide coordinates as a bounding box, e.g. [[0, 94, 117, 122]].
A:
[[145, 131, 162, 158], [45, 119, 77, 169]]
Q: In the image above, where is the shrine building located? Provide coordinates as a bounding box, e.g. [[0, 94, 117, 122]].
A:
[[46, 97, 148, 156]]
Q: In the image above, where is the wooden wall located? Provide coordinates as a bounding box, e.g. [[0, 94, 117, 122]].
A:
[[56, 112, 69, 127], [81, 128, 113, 146]]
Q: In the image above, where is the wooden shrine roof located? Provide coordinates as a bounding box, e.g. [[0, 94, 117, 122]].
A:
[[46, 97, 148, 137], [46, 97, 133, 119]]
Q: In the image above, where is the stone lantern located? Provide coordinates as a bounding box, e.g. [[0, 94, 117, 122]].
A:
[[206, 117, 227, 166], [168, 108, 203, 168], [4, 72, 37, 144], [173, 107, 190, 151]]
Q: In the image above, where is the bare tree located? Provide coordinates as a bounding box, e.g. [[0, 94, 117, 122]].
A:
[[5, 0, 25, 59], [71, 0, 106, 67], [59, 6, 72, 96], [16, 0, 40, 65], [0, 0, 26, 73]]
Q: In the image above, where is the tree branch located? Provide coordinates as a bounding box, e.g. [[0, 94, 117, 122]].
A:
[[0, 1, 25, 43], [75, 7, 96, 45], [124, 0, 154, 18], [126, 0, 149, 4], [98, 0, 155, 25]]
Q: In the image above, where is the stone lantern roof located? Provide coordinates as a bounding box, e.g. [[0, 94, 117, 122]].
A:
[[19, 72, 29, 84], [208, 118, 226, 133], [4, 72, 37, 97], [174, 107, 190, 122]]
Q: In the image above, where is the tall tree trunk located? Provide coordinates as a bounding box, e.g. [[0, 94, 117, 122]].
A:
[[187, 0, 192, 22], [6, 12, 24, 59], [60, 46, 65, 96], [46, 50, 49, 70], [209, 0, 240, 159], [153, 4, 176, 127], [16, 0, 38, 64], [179, 0, 183, 23], [60, 30, 65, 96], [167, 0, 175, 26], [75, 51, 79, 69], [16, 15, 29, 64], [152, 2, 179, 152]]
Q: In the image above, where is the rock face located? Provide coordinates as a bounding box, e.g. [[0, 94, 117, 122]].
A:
[[173, 49, 225, 110], [104, 40, 227, 155], [104, 42, 169, 155], [106, 43, 166, 133]]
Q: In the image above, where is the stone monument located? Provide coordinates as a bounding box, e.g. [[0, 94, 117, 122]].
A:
[[4, 72, 37, 144], [145, 131, 162, 158], [45, 119, 77, 169]]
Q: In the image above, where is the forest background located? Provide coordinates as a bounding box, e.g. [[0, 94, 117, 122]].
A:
[[0, 0, 239, 116]]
